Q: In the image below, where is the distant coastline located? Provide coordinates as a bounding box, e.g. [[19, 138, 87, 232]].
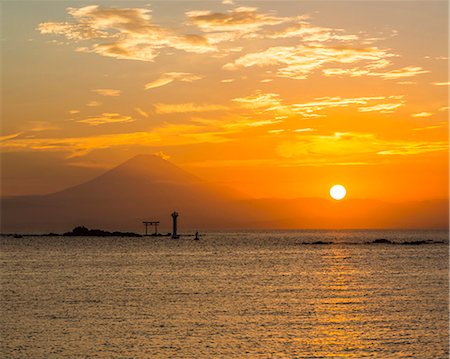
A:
[[2, 226, 142, 238]]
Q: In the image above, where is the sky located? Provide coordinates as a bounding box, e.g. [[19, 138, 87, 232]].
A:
[[1, 0, 448, 202]]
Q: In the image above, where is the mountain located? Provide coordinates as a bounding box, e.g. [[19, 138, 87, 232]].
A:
[[0, 155, 253, 233], [1, 154, 448, 233]]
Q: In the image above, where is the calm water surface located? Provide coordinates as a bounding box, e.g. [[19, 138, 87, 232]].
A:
[[1, 230, 448, 358]]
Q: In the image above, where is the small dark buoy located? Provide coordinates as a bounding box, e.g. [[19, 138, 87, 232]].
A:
[[194, 231, 199, 240]]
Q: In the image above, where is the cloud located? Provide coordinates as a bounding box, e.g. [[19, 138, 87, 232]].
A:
[[247, 119, 283, 127], [92, 88, 122, 97], [0, 123, 234, 158], [0, 132, 24, 142], [68, 110, 80, 115], [222, 0, 235, 4], [223, 45, 397, 79], [323, 65, 428, 80], [86, 101, 102, 107], [38, 21, 109, 40], [295, 128, 316, 133], [153, 151, 171, 160], [26, 121, 60, 132], [277, 132, 448, 159], [154, 103, 229, 114], [186, 7, 296, 33], [376, 142, 448, 155], [232, 91, 404, 117], [135, 107, 149, 118], [266, 21, 358, 42], [358, 102, 404, 113], [412, 123, 447, 131], [38, 5, 216, 62], [144, 72, 202, 90], [38, 4, 428, 87], [368, 66, 429, 80], [411, 112, 432, 118], [267, 129, 285, 134], [432, 81, 450, 86], [232, 91, 282, 109], [77, 113, 135, 126], [224, 41, 428, 82], [291, 95, 404, 117]]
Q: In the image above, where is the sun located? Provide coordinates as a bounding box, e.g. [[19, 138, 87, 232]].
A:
[[330, 184, 346, 200]]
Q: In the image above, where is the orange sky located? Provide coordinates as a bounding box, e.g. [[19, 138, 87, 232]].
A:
[[1, 1, 448, 204]]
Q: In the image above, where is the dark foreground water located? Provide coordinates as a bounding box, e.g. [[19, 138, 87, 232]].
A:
[[1, 230, 448, 358]]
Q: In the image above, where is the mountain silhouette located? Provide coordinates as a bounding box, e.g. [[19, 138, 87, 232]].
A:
[[0, 155, 251, 232], [1, 154, 448, 233]]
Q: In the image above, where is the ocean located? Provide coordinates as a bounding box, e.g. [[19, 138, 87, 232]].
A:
[[1, 230, 448, 358]]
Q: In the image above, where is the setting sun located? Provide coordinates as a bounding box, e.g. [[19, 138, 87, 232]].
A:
[[330, 184, 347, 200]]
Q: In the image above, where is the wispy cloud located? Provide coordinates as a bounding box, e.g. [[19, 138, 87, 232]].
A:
[[154, 103, 229, 114], [135, 107, 149, 118], [77, 113, 135, 126], [26, 121, 60, 132], [92, 88, 122, 97], [0, 132, 24, 142], [232, 91, 282, 109], [86, 101, 101, 107], [186, 7, 298, 34], [412, 122, 447, 131], [295, 128, 316, 133], [432, 81, 450, 86], [233, 91, 404, 117], [248, 119, 283, 127], [358, 102, 404, 113], [277, 132, 448, 159], [223, 45, 402, 80], [153, 151, 171, 160], [266, 21, 358, 42], [0, 127, 229, 158], [411, 112, 432, 118], [368, 66, 429, 80], [144, 72, 202, 90], [38, 4, 428, 88], [323, 65, 429, 80], [38, 5, 216, 62], [293, 96, 405, 116]]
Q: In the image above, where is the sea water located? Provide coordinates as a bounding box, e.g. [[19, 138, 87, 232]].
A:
[[1, 230, 448, 358]]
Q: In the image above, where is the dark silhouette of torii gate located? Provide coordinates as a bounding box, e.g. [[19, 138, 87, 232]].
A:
[[142, 221, 159, 236]]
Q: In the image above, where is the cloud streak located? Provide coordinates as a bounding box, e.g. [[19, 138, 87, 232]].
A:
[[277, 132, 448, 159], [154, 103, 229, 114], [186, 7, 299, 34], [77, 113, 135, 126], [233, 91, 405, 117], [411, 112, 432, 118], [92, 88, 122, 97], [144, 72, 202, 90]]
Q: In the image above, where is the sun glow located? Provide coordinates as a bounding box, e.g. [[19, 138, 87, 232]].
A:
[[330, 184, 347, 200]]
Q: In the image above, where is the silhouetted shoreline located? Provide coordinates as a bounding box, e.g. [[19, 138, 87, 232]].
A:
[[2, 226, 142, 238], [0, 230, 446, 245]]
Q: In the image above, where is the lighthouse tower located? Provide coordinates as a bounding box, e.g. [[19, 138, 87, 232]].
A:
[[171, 211, 179, 238]]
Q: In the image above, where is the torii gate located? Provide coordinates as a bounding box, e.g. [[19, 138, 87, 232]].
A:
[[143, 221, 160, 236]]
